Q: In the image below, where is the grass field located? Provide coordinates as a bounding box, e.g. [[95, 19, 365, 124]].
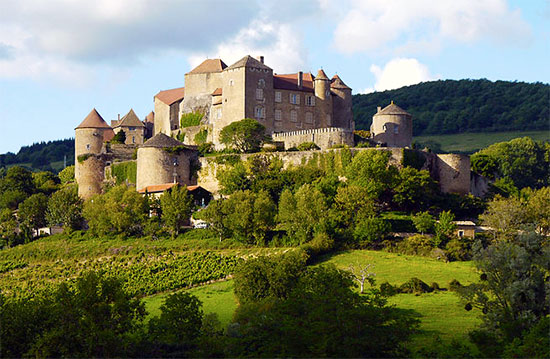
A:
[[143, 249, 482, 350], [414, 130, 549, 154]]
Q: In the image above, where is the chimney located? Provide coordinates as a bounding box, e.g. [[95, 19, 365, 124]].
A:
[[377, 106, 381, 113], [298, 71, 303, 89], [118, 114, 120, 121], [257, 56, 264, 64]]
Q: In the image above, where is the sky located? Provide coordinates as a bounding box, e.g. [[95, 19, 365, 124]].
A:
[[0, 0, 548, 154]]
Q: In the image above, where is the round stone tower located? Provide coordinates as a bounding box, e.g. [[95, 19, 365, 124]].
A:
[[330, 74, 353, 130], [74, 109, 114, 199], [370, 101, 412, 148], [136, 133, 197, 191], [314, 69, 333, 127]]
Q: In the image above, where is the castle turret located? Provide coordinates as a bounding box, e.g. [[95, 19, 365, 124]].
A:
[[370, 101, 412, 148], [74, 109, 114, 199], [314, 69, 333, 127], [136, 133, 197, 191], [330, 74, 353, 130]]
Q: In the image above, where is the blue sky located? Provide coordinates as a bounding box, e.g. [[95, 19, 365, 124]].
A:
[[0, 0, 548, 154]]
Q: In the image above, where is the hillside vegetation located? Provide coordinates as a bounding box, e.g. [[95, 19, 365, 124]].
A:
[[353, 79, 549, 135], [0, 138, 74, 173]]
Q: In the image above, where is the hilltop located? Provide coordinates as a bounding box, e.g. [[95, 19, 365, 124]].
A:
[[353, 79, 549, 135]]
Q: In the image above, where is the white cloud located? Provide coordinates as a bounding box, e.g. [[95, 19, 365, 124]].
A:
[[333, 0, 532, 54], [189, 19, 308, 73], [369, 58, 435, 92]]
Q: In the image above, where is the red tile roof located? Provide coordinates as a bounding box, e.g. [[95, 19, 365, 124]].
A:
[[188, 59, 227, 74], [273, 73, 314, 92], [330, 74, 351, 90], [155, 87, 185, 105], [116, 109, 145, 127], [75, 108, 112, 129], [137, 183, 178, 194], [145, 111, 154, 123], [103, 129, 115, 142], [211, 87, 222, 96], [316, 69, 329, 80]]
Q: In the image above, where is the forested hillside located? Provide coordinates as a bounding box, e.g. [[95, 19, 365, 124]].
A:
[[353, 79, 549, 135], [0, 138, 74, 172]]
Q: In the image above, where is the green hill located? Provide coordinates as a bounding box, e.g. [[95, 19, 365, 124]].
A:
[[0, 138, 74, 173], [353, 79, 549, 135]]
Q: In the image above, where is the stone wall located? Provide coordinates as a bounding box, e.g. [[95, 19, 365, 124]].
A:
[[77, 155, 105, 199], [436, 154, 471, 195], [136, 147, 194, 191], [108, 144, 137, 162], [271, 127, 354, 150]]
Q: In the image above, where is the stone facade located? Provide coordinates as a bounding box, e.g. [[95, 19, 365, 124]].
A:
[[153, 55, 354, 150], [435, 154, 471, 195]]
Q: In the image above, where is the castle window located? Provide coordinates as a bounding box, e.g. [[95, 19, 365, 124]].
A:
[[275, 91, 282, 103], [255, 106, 265, 119], [305, 112, 313, 124], [275, 109, 282, 121], [290, 93, 300, 105], [217, 108, 222, 119], [86, 144, 90, 151], [256, 88, 264, 100], [229, 79, 234, 86], [258, 79, 265, 88], [326, 114, 331, 126], [129, 126, 135, 131], [306, 96, 315, 106], [394, 124, 399, 134], [290, 110, 298, 122], [383, 124, 387, 131], [132, 136, 135, 143]]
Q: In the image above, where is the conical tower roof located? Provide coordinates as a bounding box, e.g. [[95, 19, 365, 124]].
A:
[[117, 109, 145, 127], [141, 133, 185, 148], [330, 74, 351, 90], [75, 108, 112, 130], [375, 101, 411, 116], [145, 111, 155, 123], [315, 69, 329, 80]]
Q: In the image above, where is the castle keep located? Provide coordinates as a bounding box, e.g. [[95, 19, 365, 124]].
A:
[[154, 55, 354, 149]]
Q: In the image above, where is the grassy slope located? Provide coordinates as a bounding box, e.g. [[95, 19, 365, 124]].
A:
[[143, 249, 481, 350], [414, 130, 549, 154]]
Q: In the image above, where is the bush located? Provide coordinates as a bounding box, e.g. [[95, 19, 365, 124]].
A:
[[399, 277, 433, 294], [194, 129, 208, 145], [445, 236, 474, 261], [297, 142, 320, 151], [448, 279, 463, 291], [180, 112, 203, 128], [379, 281, 398, 296], [198, 142, 214, 156], [392, 234, 435, 256], [111, 130, 126, 144], [300, 232, 335, 259]]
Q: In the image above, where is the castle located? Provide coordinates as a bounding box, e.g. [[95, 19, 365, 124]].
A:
[[153, 55, 354, 149], [74, 54, 475, 200]]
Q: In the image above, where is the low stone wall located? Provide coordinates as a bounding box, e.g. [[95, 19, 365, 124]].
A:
[[108, 144, 137, 162], [271, 127, 354, 150]]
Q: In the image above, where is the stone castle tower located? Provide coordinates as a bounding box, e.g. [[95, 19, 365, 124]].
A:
[[370, 101, 412, 148], [136, 133, 197, 192], [74, 109, 114, 199]]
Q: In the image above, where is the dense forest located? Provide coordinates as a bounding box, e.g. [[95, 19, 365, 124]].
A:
[[353, 79, 549, 135], [0, 138, 74, 172]]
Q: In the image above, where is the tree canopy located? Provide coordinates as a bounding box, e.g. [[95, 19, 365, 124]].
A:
[[219, 118, 266, 153]]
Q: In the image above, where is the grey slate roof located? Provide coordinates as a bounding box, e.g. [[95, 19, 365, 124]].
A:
[[141, 133, 185, 148], [375, 101, 412, 116]]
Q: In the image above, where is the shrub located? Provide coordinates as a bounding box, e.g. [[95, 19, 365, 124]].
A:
[[393, 234, 435, 256], [110, 161, 137, 184], [379, 281, 398, 296], [197, 142, 214, 156], [180, 112, 203, 128], [445, 236, 474, 261], [111, 130, 126, 144], [399, 277, 433, 294], [194, 129, 208, 145], [300, 232, 335, 259], [448, 279, 463, 291], [297, 142, 320, 151]]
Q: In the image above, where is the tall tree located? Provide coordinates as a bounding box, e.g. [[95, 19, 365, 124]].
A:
[[219, 118, 266, 153], [46, 185, 83, 232], [160, 186, 194, 237]]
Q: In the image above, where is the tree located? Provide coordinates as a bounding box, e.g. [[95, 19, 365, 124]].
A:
[[393, 167, 439, 211], [46, 185, 83, 232], [0, 166, 35, 196], [331, 185, 376, 228], [0, 208, 18, 248], [83, 185, 148, 236], [111, 130, 126, 144], [348, 263, 375, 294], [412, 211, 434, 235], [32, 171, 60, 195], [524, 186, 550, 235], [18, 193, 48, 238], [345, 150, 398, 200], [277, 184, 328, 244], [148, 292, 203, 350], [219, 118, 266, 153], [353, 216, 391, 245], [196, 198, 229, 241], [458, 230, 549, 354], [433, 210, 456, 247], [160, 186, 194, 237], [58, 165, 75, 185], [480, 195, 526, 240]]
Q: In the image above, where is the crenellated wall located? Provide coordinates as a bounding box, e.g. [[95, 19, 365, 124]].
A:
[[271, 127, 354, 150]]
